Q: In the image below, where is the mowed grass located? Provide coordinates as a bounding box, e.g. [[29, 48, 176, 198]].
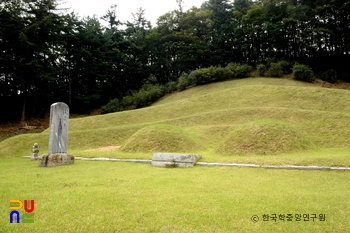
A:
[[1, 158, 350, 232], [1, 77, 349, 166]]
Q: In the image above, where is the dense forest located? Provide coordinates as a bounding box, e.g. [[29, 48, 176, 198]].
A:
[[1, 0, 349, 123]]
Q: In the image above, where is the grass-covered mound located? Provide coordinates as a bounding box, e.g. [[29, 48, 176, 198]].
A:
[[0, 133, 48, 158], [120, 124, 205, 153], [216, 120, 315, 155], [1, 78, 349, 165]]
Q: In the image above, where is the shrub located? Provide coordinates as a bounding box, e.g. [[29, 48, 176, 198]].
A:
[[215, 67, 234, 80], [165, 81, 177, 93], [278, 60, 292, 74], [189, 66, 234, 86], [268, 63, 283, 77], [122, 95, 136, 110], [195, 66, 217, 85], [319, 69, 336, 83], [187, 71, 197, 86], [132, 89, 150, 108], [292, 64, 315, 82], [257, 64, 267, 76], [101, 82, 166, 114], [234, 64, 253, 78], [125, 84, 166, 108], [225, 63, 239, 74], [144, 84, 165, 102], [177, 73, 189, 91], [101, 98, 123, 114]]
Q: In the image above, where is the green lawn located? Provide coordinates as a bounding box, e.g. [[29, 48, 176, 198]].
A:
[[1, 158, 349, 232]]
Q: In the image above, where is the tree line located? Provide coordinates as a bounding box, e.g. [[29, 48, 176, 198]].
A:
[[1, 0, 349, 123]]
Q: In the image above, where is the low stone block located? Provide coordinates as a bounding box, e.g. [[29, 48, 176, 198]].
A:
[[38, 153, 74, 167], [152, 152, 202, 168]]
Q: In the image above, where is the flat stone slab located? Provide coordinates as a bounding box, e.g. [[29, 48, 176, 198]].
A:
[[38, 153, 74, 167], [152, 152, 202, 168], [197, 162, 350, 171], [75, 157, 152, 164]]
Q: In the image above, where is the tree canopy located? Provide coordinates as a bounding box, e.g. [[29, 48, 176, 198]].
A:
[[1, 0, 349, 122]]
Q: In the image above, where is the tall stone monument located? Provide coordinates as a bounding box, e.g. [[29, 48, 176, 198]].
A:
[[48, 102, 69, 154], [38, 102, 74, 167]]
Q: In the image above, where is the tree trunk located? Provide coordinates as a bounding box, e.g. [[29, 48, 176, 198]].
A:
[[68, 57, 72, 110], [69, 68, 72, 108], [21, 98, 26, 122]]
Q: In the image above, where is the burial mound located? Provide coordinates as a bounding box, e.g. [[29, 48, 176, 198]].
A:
[[216, 120, 315, 155], [120, 124, 204, 153]]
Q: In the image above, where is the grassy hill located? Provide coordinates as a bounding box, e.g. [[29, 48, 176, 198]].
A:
[[2, 77, 349, 233], [1, 77, 349, 166]]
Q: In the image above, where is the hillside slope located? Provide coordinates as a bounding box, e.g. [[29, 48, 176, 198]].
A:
[[1, 78, 349, 164]]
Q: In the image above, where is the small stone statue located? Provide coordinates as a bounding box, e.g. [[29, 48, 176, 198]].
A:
[[31, 143, 39, 161]]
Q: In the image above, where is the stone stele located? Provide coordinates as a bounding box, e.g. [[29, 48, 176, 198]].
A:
[[38, 102, 74, 167]]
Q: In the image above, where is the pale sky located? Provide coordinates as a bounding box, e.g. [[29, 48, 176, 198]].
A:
[[61, 0, 206, 27]]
